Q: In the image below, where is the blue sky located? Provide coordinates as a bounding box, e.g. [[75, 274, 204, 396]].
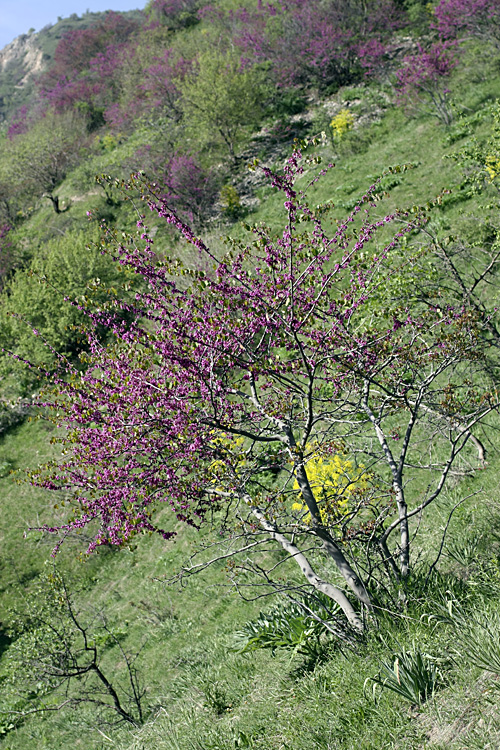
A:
[[0, 1, 145, 50]]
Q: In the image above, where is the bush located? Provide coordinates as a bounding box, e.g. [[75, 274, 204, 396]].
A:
[[367, 646, 443, 705], [0, 227, 139, 389], [233, 593, 342, 660], [394, 41, 459, 125]]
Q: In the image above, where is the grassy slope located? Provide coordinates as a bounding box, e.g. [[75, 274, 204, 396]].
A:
[[1, 38, 500, 750]]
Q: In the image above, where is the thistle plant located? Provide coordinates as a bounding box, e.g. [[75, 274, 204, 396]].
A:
[[233, 593, 341, 658]]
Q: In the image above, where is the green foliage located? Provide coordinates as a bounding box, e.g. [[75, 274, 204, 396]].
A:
[[367, 646, 443, 705], [270, 88, 308, 117], [233, 594, 338, 661], [0, 227, 138, 389], [177, 50, 268, 159], [450, 101, 500, 195], [340, 87, 366, 103], [447, 604, 500, 676], [2, 6, 500, 749], [220, 184, 243, 220], [0, 112, 88, 213]]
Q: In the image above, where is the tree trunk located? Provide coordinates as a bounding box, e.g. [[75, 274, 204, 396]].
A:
[[293, 463, 373, 607], [44, 193, 70, 214], [251, 505, 364, 632]]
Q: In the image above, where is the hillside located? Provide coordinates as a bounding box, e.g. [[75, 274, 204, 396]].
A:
[[0, 10, 143, 124], [1, 1, 500, 748]]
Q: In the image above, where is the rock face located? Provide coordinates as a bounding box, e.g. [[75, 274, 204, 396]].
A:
[[0, 33, 44, 83], [0, 32, 45, 122]]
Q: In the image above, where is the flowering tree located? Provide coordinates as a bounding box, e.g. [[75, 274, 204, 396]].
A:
[[26, 146, 494, 635], [394, 42, 458, 125], [7, 106, 30, 140], [127, 137, 218, 226], [139, 47, 190, 122], [41, 11, 138, 87], [39, 12, 138, 125], [203, 0, 403, 90], [433, 0, 500, 49]]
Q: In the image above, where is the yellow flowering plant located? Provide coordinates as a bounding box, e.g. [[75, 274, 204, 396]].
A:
[[330, 109, 355, 141], [207, 434, 245, 490], [292, 444, 372, 530], [485, 154, 500, 182]]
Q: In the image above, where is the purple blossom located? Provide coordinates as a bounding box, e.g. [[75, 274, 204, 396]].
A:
[[394, 41, 459, 125], [433, 0, 500, 49], [23, 146, 455, 555]]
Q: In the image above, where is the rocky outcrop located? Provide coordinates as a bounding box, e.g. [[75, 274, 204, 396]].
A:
[[0, 32, 44, 85], [0, 32, 46, 122]]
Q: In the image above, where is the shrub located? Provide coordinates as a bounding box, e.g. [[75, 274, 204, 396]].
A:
[[220, 185, 243, 220], [330, 109, 355, 141], [367, 647, 443, 705], [0, 227, 138, 387], [394, 41, 459, 125], [433, 0, 500, 49]]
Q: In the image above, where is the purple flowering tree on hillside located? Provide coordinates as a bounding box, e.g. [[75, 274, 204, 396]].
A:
[[26, 147, 495, 635], [201, 0, 403, 90], [39, 13, 138, 123], [134, 47, 190, 123], [394, 42, 458, 125], [433, 0, 500, 49]]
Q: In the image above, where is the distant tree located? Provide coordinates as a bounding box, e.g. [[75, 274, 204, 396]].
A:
[[39, 12, 139, 123], [2, 569, 145, 728], [0, 172, 21, 225], [394, 41, 458, 125], [42, 11, 138, 84], [433, 0, 500, 49], [6, 105, 30, 140], [4, 112, 88, 213], [203, 0, 404, 90], [140, 46, 191, 122], [0, 226, 139, 389], [146, 0, 200, 29], [107, 43, 191, 129], [177, 50, 267, 160], [159, 152, 219, 224]]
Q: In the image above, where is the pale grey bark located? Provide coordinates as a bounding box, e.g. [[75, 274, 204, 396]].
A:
[[362, 380, 410, 577], [250, 505, 364, 632]]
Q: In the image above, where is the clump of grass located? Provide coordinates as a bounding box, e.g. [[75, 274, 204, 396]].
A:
[[367, 646, 444, 706]]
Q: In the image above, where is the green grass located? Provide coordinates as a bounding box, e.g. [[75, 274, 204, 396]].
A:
[[1, 400, 500, 749]]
